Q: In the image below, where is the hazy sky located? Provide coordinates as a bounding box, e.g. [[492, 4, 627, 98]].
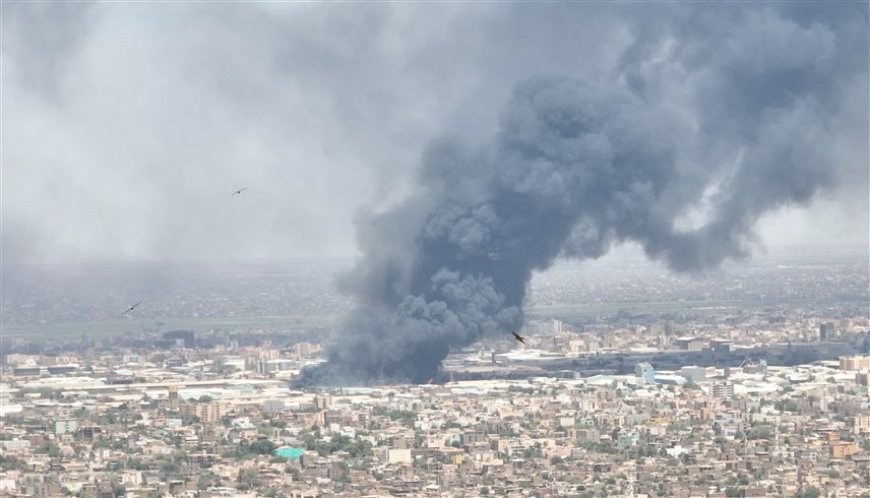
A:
[[3, 2, 868, 265]]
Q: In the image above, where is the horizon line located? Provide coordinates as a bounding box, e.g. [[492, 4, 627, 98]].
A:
[[2, 242, 868, 268]]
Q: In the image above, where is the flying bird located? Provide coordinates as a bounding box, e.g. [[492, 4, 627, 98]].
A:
[[122, 301, 142, 315], [231, 187, 248, 196], [512, 331, 526, 345]]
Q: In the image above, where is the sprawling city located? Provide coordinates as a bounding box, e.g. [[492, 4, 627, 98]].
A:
[[3, 2, 869, 498], [2, 248, 868, 498]]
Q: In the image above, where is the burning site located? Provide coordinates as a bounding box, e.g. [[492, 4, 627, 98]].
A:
[[298, 6, 867, 386]]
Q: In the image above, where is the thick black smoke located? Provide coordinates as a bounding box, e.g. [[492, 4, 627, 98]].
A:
[[298, 4, 868, 386]]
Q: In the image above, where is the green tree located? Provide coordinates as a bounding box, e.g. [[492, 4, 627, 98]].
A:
[[248, 439, 276, 455], [237, 468, 260, 491], [286, 466, 302, 480], [126, 459, 148, 470], [197, 472, 218, 491], [161, 460, 181, 475], [36, 441, 62, 458], [796, 486, 820, 498], [0, 454, 28, 471], [386, 409, 417, 428]]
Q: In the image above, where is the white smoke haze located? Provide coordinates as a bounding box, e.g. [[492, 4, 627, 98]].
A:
[[2, 3, 867, 385]]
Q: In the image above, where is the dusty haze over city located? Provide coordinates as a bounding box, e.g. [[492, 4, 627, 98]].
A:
[[2, 5, 870, 497], [3, 3, 868, 266]]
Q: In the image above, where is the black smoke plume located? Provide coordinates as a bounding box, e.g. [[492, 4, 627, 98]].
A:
[[298, 4, 868, 386]]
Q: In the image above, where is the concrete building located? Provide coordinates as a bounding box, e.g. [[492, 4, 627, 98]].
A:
[[681, 366, 707, 383], [192, 401, 227, 423], [710, 382, 734, 400], [839, 355, 870, 371], [675, 337, 706, 351], [830, 442, 859, 459], [55, 419, 78, 435], [262, 399, 286, 415], [635, 362, 656, 385], [819, 322, 835, 341], [387, 449, 412, 464]]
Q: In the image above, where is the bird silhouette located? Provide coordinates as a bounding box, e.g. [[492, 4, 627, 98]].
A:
[[122, 301, 142, 315], [231, 187, 248, 196], [512, 331, 526, 344]]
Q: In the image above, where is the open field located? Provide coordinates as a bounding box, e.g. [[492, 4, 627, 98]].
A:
[[0, 314, 337, 342], [7, 296, 866, 343], [527, 297, 867, 323]]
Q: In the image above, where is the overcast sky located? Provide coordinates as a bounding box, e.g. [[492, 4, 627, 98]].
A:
[[3, 2, 867, 265]]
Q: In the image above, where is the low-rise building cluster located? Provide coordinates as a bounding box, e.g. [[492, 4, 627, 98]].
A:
[[2, 351, 869, 498]]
